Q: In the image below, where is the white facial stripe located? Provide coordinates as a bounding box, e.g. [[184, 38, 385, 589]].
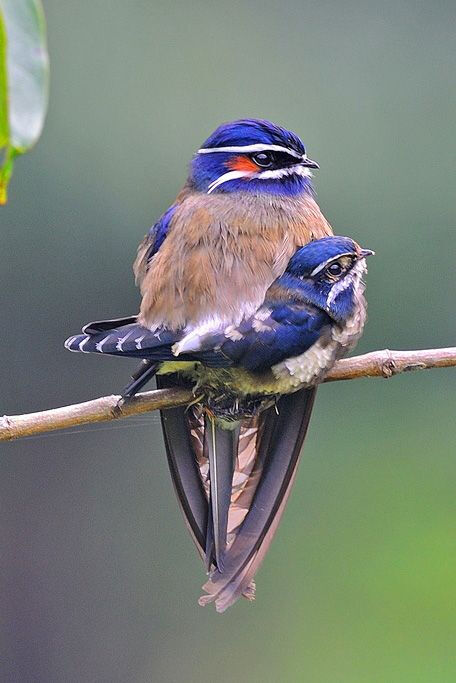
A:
[[326, 259, 366, 309], [310, 252, 356, 277], [326, 273, 352, 309], [257, 164, 313, 181], [198, 143, 304, 159], [206, 163, 312, 194], [207, 169, 256, 194]]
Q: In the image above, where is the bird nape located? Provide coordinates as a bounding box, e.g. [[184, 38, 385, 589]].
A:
[[65, 119, 372, 611]]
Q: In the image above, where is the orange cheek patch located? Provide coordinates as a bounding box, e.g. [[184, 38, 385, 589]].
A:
[[227, 155, 259, 172]]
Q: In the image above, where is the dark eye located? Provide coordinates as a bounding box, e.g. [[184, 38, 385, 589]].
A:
[[326, 262, 343, 277], [251, 152, 274, 168]]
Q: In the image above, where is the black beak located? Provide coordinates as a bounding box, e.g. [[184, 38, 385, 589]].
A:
[[300, 156, 319, 169], [360, 248, 375, 258]]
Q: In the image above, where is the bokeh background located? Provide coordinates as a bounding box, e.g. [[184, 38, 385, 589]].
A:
[[1, 1, 456, 681]]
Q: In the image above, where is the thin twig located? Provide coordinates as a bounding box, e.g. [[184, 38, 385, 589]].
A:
[[1, 347, 455, 442]]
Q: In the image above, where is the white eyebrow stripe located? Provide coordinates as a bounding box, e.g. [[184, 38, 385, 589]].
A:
[[310, 252, 356, 277], [197, 143, 304, 159]]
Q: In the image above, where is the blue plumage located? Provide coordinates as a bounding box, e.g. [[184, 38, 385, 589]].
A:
[[64, 117, 372, 611], [64, 303, 328, 370], [200, 119, 306, 155], [193, 171, 315, 197], [190, 118, 318, 196], [286, 236, 361, 276], [65, 237, 371, 374], [216, 307, 328, 371], [143, 203, 177, 265]]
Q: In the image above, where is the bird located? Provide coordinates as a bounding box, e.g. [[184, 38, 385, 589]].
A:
[[65, 235, 373, 611], [133, 118, 332, 333], [64, 117, 348, 611]]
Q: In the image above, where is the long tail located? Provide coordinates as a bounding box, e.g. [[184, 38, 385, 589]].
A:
[[157, 376, 208, 558], [157, 375, 317, 612], [204, 416, 238, 572]]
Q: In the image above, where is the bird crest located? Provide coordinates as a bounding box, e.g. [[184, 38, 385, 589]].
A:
[[191, 118, 319, 195]]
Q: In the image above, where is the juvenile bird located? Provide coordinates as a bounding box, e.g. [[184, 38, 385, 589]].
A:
[[65, 236, 372, 611]]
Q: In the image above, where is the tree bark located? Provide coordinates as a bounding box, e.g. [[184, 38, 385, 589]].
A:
[[1, 347, 455, 442]]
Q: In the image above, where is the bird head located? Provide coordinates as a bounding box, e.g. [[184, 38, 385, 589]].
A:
[[190, 118, 319, 196], [281, 236, 374, 323]]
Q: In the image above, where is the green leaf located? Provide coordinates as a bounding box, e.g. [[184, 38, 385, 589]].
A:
[[0, 0, 49, 203], [0, 11, 8, 150]]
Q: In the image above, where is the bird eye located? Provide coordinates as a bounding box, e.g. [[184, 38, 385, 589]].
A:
[[251, 152, 274, 168], [326, 262, 343, 277]]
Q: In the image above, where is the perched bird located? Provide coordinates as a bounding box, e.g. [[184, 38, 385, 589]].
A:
[[65, 236, 372, 611], [133, 118, 332, 332]]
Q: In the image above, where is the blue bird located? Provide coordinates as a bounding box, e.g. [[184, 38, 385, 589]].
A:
[[133, 118, 331, 332], [64, 117, 365, 611], [65, 235, 372, 611]]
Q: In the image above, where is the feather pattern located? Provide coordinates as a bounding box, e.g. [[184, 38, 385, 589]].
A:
[[63, 118, 373, 612], [65, 212, 371, 611], [199, 388, 316, 611], [156, 380, 316, 608], [135, 191, 332, 330], [158, 389, 208, 558], [64, 300, 333, 382], [204, 416, 238, 571]]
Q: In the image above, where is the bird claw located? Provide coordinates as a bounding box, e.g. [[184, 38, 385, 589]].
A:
[[111, 397, 125, 418]]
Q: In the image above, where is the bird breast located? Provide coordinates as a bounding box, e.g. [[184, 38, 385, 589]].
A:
[[138, 191, 332, 331]]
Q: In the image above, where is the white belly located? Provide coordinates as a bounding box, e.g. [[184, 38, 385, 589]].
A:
[[271, 338, 339, 392]]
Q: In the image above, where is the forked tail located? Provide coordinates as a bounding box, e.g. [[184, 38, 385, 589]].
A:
[[157, 375, 317, 612]]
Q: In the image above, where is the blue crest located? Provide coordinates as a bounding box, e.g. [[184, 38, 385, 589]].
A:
[[285, 237, 359, 277], [200, 119, 306, 156], [277, 236, 370, 324], [190, 118, 315, 197]]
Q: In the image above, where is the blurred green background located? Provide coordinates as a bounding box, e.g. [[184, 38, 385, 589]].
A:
[[1, 1, 456, 681]]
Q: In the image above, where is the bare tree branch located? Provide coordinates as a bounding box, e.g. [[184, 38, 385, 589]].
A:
[[1, 347, 455, 442]]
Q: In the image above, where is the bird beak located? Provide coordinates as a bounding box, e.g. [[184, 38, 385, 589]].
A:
[[360, 248, 375, 258], [300, 155, 319, 169]]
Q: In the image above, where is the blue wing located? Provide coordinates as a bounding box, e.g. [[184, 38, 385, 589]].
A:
[[64, 320, 225, 365], [144, 204, 176, 263], [133, 204, 178, 284], [197, 302, 331, 371], [65, 301, 330, 371]]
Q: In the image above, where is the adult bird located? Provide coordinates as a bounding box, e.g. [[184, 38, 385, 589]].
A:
[[66, 118, 337, 612], [65, 236, 373, 611], [133, 118, 332, 332]]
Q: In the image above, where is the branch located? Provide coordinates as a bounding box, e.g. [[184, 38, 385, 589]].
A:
[[1, 347, 455, 442]]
